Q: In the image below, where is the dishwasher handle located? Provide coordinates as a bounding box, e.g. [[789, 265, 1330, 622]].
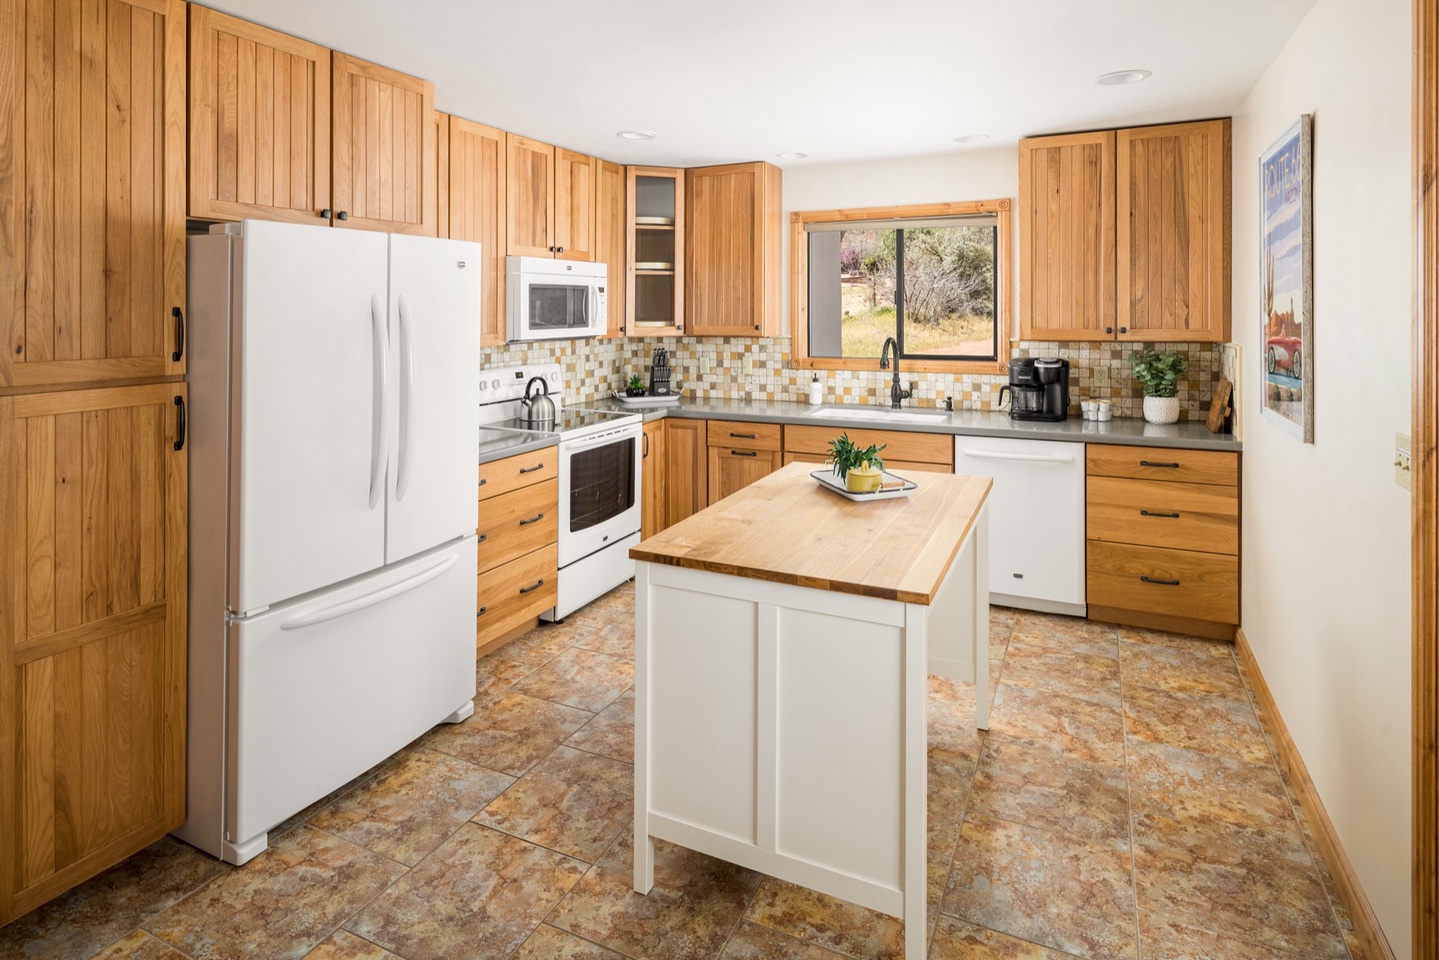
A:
[[960, 449, 1076, 464]]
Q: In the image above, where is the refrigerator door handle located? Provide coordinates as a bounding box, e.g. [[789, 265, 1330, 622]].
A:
[[396, 294, 418, 501], [279, 553, 458, 631], [369, 294, 389, 510]]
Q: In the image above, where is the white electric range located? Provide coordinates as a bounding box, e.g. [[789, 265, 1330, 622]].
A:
[[479, 364, 642, 619]]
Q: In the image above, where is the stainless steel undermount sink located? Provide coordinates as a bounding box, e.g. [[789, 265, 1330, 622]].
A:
[[808, 406, 950, 425]]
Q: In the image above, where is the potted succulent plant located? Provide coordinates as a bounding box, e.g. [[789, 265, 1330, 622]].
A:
[[625, 374, 647, 398], [1131, 349, 1188, 424], [827, 433, 887, 493]]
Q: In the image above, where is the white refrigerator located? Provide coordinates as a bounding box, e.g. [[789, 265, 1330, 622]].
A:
[[177, 220, 481, 865]]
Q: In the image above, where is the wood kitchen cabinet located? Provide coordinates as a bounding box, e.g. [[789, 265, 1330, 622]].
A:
[[553, 148, 596, 261], [0, 0, 187, 390], [505, 136, 596, 261], [0, 384, 189, 926], [686, 162, 783, 337], [446, 116, 509, 346], [662, 418, 707, 527], [706, 420, 782, 504], [1018, 119, 1230, 343], [477, 448, 559, 649], [783, 425, 954, 473], [595, 159, 627, 337], [627, 166, 686, 335], [642, 420, 665, 538]]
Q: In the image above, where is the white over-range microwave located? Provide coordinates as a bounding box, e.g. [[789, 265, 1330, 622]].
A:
[[506, 256, 607, 341]]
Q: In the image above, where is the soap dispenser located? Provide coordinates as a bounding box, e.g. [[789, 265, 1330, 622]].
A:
[[808, 374, 823, 405]]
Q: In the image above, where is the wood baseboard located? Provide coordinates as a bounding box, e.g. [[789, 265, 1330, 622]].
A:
[[1234, 628, 1395, 960], [1086, 604, 1236, 642]]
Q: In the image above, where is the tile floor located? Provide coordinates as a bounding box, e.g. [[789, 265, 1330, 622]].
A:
[[0, 585, 1361, 960]]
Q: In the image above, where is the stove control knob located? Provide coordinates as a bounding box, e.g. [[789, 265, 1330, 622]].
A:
[[478, 381, 487, 392], [491, 378, 501, 390]]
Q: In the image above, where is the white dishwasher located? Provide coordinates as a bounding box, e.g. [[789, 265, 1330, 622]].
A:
[[955, 436, 1086, 615]]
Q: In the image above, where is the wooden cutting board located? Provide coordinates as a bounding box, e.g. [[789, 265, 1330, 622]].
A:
[[1206, 378, 1233, 433]]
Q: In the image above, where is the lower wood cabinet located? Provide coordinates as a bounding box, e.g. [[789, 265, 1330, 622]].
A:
[[1084, 443, 1240, 640], [476, 449, 558, 649], [706, 420, 782, 504], [0, 384, 188, 925], [663, 419, 708, 529], [783, 425, 955, 473], [642, 420, 665, 539]]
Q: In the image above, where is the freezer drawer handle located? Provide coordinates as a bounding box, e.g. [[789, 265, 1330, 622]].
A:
[[519, 463, 546, 474], [1139, 460, 1181, 469], [518, 513, 545, 526], [519, 578, 544, 594], [1140, 576, 1182, 586], [731, 450, 758, 457], [173, 396, 186, 451], [171, 307, 185, 362], [279, 554, 458, 631], [1140, 510, 1180, 518], [961, 449, 1075, 464]]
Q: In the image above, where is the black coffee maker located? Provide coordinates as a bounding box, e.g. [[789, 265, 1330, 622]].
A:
[[998, 358, 1070, 421]]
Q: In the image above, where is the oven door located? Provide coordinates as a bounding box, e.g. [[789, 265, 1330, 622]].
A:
[[510, 273, 600, 341], [558, 425, 642, 566]]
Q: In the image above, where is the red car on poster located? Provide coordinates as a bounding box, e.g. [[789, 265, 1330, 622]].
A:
[[1266, 335, 1302, 376]]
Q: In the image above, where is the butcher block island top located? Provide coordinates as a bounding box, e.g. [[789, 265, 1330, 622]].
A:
[[629, 461, 992, 605]]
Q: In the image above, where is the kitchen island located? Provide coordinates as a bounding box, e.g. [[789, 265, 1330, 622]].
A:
[[629, 461, 992, 960]]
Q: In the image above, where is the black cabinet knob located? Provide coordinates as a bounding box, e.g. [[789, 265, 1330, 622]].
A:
[[336, 210, 348, 221], [320, 208, 332, 219]]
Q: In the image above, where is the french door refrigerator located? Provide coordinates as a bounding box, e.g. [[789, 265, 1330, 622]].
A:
[[177, 220, 481, 865]]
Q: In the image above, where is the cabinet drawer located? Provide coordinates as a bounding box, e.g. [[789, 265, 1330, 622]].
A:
[[477, 543, 558, 643], [478, 447, 558, 501], [707, 419, 783, 451], [1087, 477, 1238, 555], [781, 452, 951, 474], [784, 425, 953, 466], [1086, 541, 1238, 624], [1086, 443, 1237, 486], [477, 479, 558, 573]]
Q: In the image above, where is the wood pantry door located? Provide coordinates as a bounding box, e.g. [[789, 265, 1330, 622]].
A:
[[0, 383, 188, 925], [0, 0, 187, 389]]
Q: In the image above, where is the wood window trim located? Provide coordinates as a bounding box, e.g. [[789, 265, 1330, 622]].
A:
[[789, 199, 1012, 375]]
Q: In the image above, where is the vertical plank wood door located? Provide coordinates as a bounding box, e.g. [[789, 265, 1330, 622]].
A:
[[662, 418, 706, 525], [506, 134, 554, 257], [0, 0, 186, 390], [1018, 131, 1116, 342], [187, 7, 330, 225], [706, 447, 782, 505], [686, 162, 783, 337], [553, 148, 595, 262], [594, 158, 626, 337], [447, 117, 507, 346], [433, 111, 448, 237], [329, 52, 436, 236], [642, 419, 664, 538], [0, 383, 187, 924], [1116, 119, 1231, 342]]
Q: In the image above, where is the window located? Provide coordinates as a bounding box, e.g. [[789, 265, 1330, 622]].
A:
[[791, 200, 1011, 374]]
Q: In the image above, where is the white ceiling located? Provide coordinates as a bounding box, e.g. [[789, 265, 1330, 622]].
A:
[[203, 0, 1318, 168]]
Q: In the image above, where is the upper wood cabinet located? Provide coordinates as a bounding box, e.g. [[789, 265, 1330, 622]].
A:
[[0, 383, 189, 925], [594, 159, 626, 337], [553, 148, 595, 262], [1116, 120, 1230, 342], [686, 162, 783, 337], [188, 6, 331, 225], [506, 134, 555, 257], [0, 0, 187, 390], [1019, 119, 1230, 343], [445, 117, 508, 346], [330, 52, 437, 236], [1018, 131, 1116, 342]]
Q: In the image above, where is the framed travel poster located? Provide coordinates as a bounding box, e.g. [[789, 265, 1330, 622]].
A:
[[1259, 114, 1314, 442]]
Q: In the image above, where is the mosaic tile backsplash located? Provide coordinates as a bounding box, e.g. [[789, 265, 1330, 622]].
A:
[[487, 337, 1227, 422]]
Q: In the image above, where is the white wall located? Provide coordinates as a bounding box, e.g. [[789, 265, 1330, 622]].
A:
[[1232, 0, 1412, 954]]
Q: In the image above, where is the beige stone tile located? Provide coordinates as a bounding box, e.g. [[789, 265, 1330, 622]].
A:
[[475, 745, 632, 863], [346, 824, 586, 960], [146, 826, 405, 960], [308, 748, 514, 865], [497, 620, 588, 666], [474, 654, 536, 700], [721, 919, 856, 959], [1008, 611, 1119, 659], [989, 683, 1127, 767], [511, 647, 635, 713], [1136, 913, 1314, 960], [564, 688, 637, 764], [746, 877, 904, 960], [422, 690, 593, 777], [0, 838, 226, 960], [301, 930, 401, 959], [1123, 686, 1271, 766], [512, 924, 626, 959], [969, 734, 1130, 845], [548, 836, 762, 960], [90, 930, 190, 960], [1119, 639, 1246, 700], [929, 917, 1076, 959], [928, 675, 983, 764], [943, 814, 1137, 960], [1118, 626, 1235, 658], [575, 621, 634, 660], [1000, 642, 1123, 707]]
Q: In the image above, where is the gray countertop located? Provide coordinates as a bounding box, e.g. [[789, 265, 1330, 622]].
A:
[[478, 425, 559, 465], [581, 397, 1241, 451]]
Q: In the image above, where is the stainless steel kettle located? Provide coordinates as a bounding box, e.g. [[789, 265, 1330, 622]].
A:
[[520, 376, 557, 426]]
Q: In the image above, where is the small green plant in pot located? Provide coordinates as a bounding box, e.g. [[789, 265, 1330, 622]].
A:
[[827, 433, 887, 493], [625, 374, 647, 398], [1130, 349, 1188, 424]]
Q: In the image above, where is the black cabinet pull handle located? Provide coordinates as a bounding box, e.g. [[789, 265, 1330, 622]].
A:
[[643, 433, 650, 458], [1140, 510, 1180, 518], [320, 208, 332, 219], [1140, 576, 1181, 586], [1139, 460, 1181, 469], [171, 307, 184, 362], [173, 396, 186, 451], [519, 513, 544, 526], [731, 450, 758, 457], [336, 210, 348, 221], [519, 579, 544, 594], [477, 606, 487, 617], [556, 246, 564, 254], [477, 533, 488, 543], [729, 432, 757, 439], [1119, 326, 1128, 334], [1105, 326, 1114, 334], [478, 478, 488, 487], [519, 463, 546, 474]]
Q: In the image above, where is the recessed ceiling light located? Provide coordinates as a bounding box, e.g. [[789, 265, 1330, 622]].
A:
[[777, 151, 808, 160], [952, 134, 990, 145], [617, 130, 657, 141], [1095, 69, 1152, 86]]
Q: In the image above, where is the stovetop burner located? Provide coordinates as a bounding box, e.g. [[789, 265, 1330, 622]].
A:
[[497, 408, 638, 437]]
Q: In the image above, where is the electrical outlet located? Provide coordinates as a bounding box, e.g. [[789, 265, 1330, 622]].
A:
[[700, 355, 713, 376], [1092, 366, 1111, 389], [1397, 432, 1412, 491], [741, 356, 753, 377]]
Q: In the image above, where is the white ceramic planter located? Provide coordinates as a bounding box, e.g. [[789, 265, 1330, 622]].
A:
[[1143, 395, 1180, 425]]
